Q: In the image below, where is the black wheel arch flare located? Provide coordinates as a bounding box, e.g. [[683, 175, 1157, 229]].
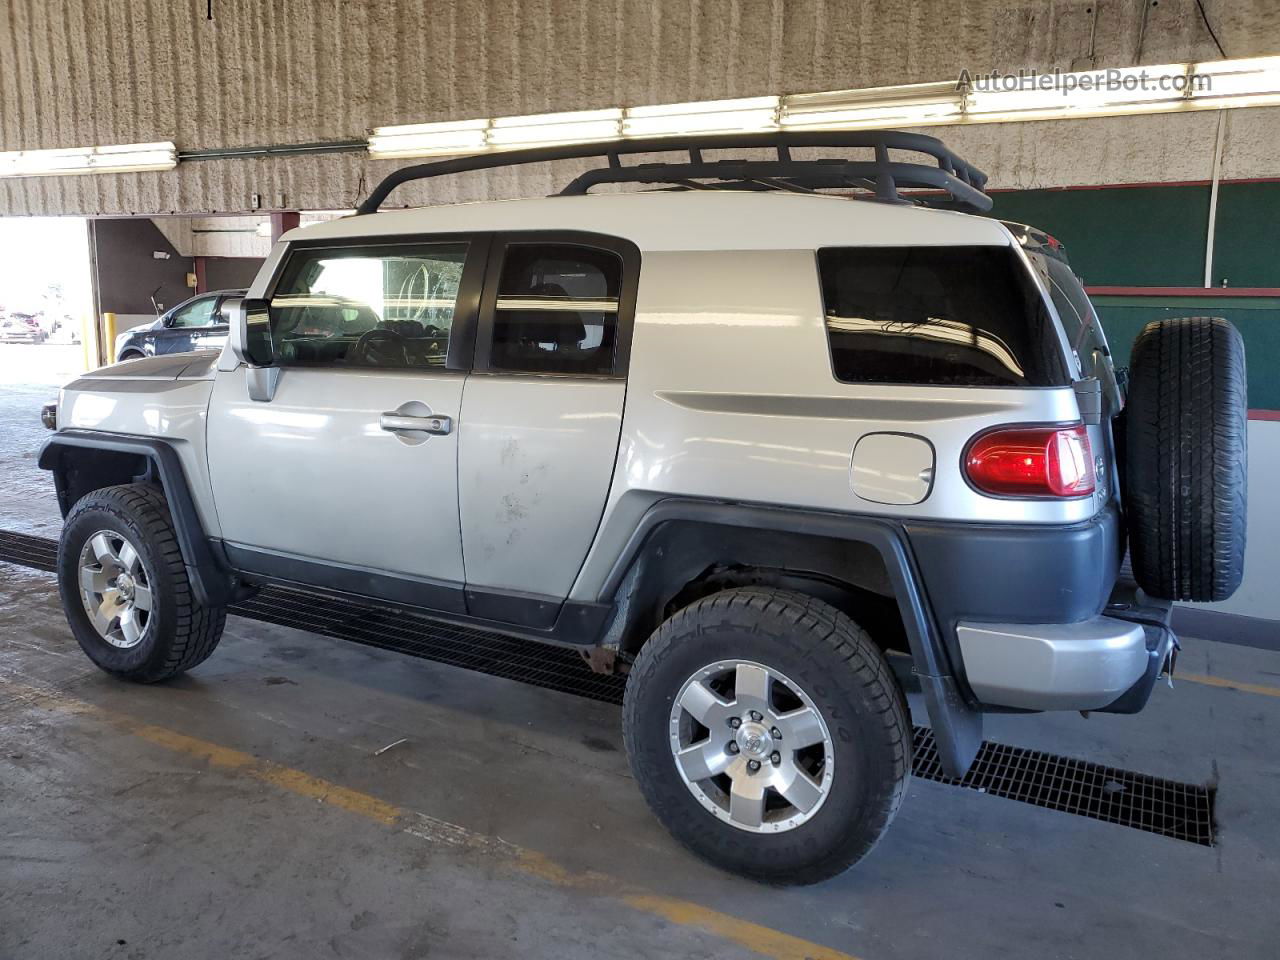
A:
[[38, 430, 239, 607]]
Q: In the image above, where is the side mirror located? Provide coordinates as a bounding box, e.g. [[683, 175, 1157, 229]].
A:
[[220, 296, 280, 402]]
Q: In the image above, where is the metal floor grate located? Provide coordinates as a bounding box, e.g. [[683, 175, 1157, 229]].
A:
[[0, 528, 57, 572], [234, 585, 630, 704], [0, 527, 1214, 845], [0, 528, 628, 704], [912, 727, 1215, 845]]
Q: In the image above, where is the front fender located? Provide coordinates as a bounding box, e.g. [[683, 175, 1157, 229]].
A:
[[39, 430, 237, 607]]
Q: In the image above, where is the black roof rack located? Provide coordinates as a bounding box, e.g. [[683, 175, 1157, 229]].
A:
[[355, 130, 990, 215]]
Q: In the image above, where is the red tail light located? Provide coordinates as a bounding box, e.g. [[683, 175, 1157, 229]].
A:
[[965, 425, 1095, 498]]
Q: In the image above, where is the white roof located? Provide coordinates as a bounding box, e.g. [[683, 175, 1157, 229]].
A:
[[283, 191, 1011, 252]]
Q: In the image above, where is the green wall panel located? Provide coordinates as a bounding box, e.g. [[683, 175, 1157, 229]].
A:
[[1092, 296, 1280, 410], [989, 181, 1280, 290], [989, 186, 1210, 287], [1211, 183, 1280, 288]]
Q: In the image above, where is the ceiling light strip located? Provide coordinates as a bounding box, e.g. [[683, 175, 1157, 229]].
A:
[[0, 141, 177, 178], [367, 55, 1280, 161]]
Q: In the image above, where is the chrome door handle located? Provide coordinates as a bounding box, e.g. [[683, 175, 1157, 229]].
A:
[[379, 412, 453, 435]]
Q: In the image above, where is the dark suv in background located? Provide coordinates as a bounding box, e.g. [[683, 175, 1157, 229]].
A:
[[113, 289, 245, 361]]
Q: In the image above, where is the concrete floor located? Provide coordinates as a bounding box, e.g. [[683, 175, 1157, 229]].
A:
[[3, 344, 1279, 959]]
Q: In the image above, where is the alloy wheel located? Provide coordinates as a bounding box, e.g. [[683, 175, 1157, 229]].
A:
[[668, 659, 835, 833], [78, 530, 153, 649]]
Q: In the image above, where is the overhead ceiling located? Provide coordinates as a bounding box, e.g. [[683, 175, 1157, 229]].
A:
[[2, 0, 1279, 215]]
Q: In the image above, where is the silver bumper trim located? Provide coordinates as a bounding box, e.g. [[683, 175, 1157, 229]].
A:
[[957, 616, 1149, 711]]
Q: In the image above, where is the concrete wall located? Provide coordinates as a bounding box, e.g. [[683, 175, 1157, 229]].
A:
[[91, 219, 191, 316], [2, 0, 1279, 215]]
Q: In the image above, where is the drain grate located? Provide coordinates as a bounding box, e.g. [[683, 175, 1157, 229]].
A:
[[912, 727, 1215, 845], [0, 528, 628, 704], [0, 528, 57, 572], [234, 585, 630, 704], [0, 527, 1214, 845]]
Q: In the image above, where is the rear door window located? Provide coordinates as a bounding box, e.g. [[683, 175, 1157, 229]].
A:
[[817, 246, 1071, 387], [486, 243, 623, 376]]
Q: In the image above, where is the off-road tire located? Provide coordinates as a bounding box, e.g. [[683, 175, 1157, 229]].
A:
[[623, 587, 910, 885], [1125, 316, 1247, 601], [57, 483, 226, 681]]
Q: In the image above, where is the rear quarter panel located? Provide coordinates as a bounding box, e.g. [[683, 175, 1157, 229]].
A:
[[571, 248, 1094, 600]]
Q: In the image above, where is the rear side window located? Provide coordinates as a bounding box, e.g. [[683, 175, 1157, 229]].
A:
[[817, 246, 1071, 387], [489, 244, 621, 376]]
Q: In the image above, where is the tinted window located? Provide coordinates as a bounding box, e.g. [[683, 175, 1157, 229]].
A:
[[489, 244, 621, 376], [817, 246, 1071, 387], [266, 243, 467, 368], [169, 297, 217, 328]]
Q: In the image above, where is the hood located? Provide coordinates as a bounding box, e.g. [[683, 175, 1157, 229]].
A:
[[77, 351, 219, 382]]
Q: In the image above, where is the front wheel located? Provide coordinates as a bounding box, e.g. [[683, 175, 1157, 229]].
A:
[[623, 588, 910, 885], [57, 483, 226, 682]]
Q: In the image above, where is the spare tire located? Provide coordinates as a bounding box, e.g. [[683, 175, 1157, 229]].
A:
[[1124, 316, 1247, 601]]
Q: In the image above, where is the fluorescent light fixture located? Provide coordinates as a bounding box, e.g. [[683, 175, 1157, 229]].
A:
[[0, 141, 177, 178], [622, 96, 779, 137], [1189, 54, 1280, 108], [487, 108, 622, 147], [365, 54, 1280, 162], [368, 118, 489, 159], [781, 81, 962, 129], [966, 64, 1190, 122]]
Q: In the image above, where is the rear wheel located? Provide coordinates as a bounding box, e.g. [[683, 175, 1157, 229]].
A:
[[623, 587, 910, 885], [1124, 316, 1247, 601], [57, 484, 225, 682]]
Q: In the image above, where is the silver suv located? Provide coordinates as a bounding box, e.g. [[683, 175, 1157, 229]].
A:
[[40, 132, 1247, 884]]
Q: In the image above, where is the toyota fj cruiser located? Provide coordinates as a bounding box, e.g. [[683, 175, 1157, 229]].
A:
[[40, 132, 1247, 884]]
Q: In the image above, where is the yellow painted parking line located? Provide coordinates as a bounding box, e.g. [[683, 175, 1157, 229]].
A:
[[3, 676, 862, 960], [623, 893, 859, 960], [1180, 672, 1280, 699]]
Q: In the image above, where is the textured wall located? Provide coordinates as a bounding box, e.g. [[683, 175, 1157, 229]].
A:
[[2, 0, 1280, 215]]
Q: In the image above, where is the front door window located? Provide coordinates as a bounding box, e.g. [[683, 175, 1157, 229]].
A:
[[264, 243, 468, 369]]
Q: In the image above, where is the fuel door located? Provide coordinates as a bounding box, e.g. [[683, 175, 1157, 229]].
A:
[[850, 432, 935, 505]]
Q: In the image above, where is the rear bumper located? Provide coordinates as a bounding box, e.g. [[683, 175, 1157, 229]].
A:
[[959, 617, 1148, 710], [957, 580, 1177, 712]]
